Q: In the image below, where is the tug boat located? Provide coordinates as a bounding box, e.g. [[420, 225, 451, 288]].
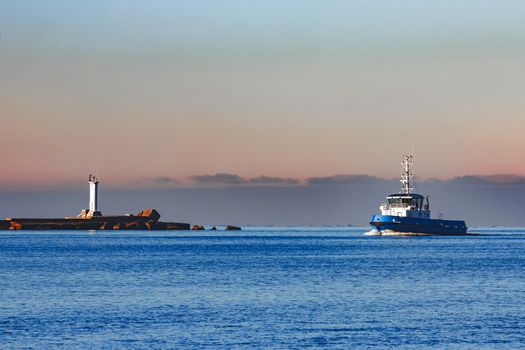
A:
[[368, 154, 468, 235]]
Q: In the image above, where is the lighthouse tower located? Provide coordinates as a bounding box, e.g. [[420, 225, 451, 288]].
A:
[[88, 174, 102, 217]]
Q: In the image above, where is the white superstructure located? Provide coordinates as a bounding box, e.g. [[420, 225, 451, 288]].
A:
[[379, 154, 430, 219]]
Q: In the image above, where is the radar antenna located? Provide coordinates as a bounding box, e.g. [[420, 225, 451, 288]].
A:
[[400, 154, 414, 194]]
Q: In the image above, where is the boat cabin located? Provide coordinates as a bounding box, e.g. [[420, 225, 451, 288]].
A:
[[379, 193, 430, 218]]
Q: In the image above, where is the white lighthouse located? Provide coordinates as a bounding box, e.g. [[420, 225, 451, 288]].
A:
[[88, 174, 102, 217]]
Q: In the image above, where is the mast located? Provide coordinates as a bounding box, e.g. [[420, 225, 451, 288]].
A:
[[400, 154, 413, 194]]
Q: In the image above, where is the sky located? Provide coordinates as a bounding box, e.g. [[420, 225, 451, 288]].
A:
[[1, 0, 524, 188]]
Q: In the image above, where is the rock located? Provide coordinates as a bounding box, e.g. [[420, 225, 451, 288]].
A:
[[76, 209, 89, 219], [210, 226, 217, 231], [192, 225, 205, 230], [165, 222, 191, 230], [9, 222, 22, 230], [0, 220, 10, 230], [99, 222, 112, 230], [225, 225, 241, 231], [125, 221, 148, 230], [1, 212, 192, 232], [137, 208, 161, 221], [151, 222, 167, 230], [137, 221, 149, 230], [124, 221, 138, 230]]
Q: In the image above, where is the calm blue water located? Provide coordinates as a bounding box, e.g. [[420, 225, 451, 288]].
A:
[[1, 227, 525, 349]]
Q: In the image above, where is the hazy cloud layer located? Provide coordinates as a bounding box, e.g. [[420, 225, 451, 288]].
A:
[[1, 174, 525, 191], [306, 175, 393, 186], [249, 176, 300, 186], [455, 175, 525, 185], [191, 173, 245, 185], [191, 173, 300, 186], [190, 173, 525, 188], [427, 175, 525, 186]]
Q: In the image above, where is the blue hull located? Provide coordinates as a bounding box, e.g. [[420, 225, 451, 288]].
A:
[[370, 215, 468, 235]]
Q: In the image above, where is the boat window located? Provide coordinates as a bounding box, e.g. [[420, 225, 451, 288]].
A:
[[387, 198, 400, 205], [388, 196, 428, 208], [388, 197, 415, 207]]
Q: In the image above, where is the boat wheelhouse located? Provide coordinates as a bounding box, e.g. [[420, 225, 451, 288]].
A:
[[380, 193, 429, 219]]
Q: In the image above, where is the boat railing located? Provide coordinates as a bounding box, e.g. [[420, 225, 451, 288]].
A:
[[386, 203, 431, 212], [387, 203, 412, 209]]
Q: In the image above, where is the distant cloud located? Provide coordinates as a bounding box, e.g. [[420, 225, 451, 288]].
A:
[[147, 176, 180, 184], [191, 173, 246, 186], [449, 175, 525, 186], [306, 174, 392, 186], [130, 176, 180, 189], [191, 173, 301, 187], [249, 176, 300, 186], [1, 173, 523, 191], [476, 174, 525, 184]]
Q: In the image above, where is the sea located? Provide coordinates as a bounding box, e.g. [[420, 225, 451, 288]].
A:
[[1, 227, 524, 349]]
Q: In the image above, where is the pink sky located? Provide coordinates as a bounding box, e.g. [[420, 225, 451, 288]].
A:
[[1, 1, 524, 186]]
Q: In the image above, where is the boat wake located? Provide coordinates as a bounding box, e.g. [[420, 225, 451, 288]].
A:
[[364, 229, 437, 236], [364, 229, 381, 236], [364, 229, 475, 236]]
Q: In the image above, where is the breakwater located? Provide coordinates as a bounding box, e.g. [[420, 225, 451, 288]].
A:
[[0, 208, 190, 231]]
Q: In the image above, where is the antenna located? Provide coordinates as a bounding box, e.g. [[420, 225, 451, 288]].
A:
[[400, 154, 414, 194], [411, 144, 418, 193]]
